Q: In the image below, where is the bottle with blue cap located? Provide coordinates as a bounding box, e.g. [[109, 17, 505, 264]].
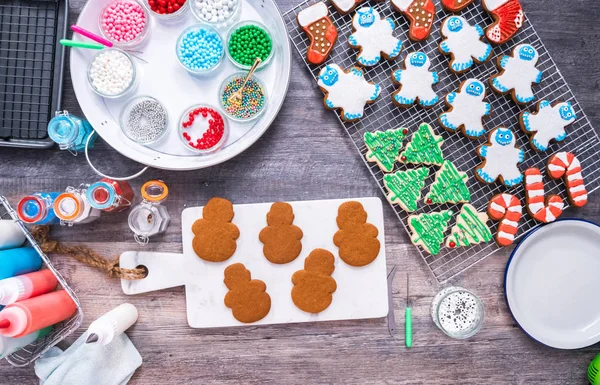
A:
[[47, 111, 98, 154], [17, 193, 61, 225]]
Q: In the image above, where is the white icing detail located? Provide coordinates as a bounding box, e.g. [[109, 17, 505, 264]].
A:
[[502, 219, 518, 228], [570, 185, 586, 193], [393, 52, 438, 105], [525, 174, 542, 183], [549, 201, 564, 210], [556, 151, 570, 165], [332, 0, 359, 12], [492, 44, 541, 103], [508, 205, 522, 213], [501, 193, 513, 208], [477, 127, 523, 184], [440, 79, 488, 136], [567, 172, 583, 182], [298, 2, 328, 27], [440, 17, 491, 70], [498, 231, 515, 241], [570, 157, 581, 169], [349, 7, 403, 65], [547, 164, 562, 172], [528, 190, 544, 198], [445, 204, 491, 247], [528, 202, 544, 213], [482, 0, 509, 11], [546, 211, 556, 222], [490, 202, 505, 214], [573, 194, 588, 202], [523, 101, 575, 150], [390, 0, 412, 11]]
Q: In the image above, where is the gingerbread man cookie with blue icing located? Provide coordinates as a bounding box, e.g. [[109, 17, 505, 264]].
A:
[[490, 43, 543, 105], [520, 100, 577, 152], [439, 78, 492, 139], [439, 15, 492, 74], [391, 52, 439, 108], [475, 127, 525, 188], [348, 6, 403, 67]]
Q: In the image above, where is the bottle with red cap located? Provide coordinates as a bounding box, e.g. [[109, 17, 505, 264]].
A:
[[17, 193, 61, 225], [53, 186, 101, 226], [128, 180, 170, 244], [86, 179, 135, 213]]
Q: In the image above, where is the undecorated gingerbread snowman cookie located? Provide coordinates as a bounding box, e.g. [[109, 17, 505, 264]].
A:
[[192, 197, 240, 262], [259, 202, 303, 264], [291, 249, 337, 314], [224, 263, 271, 323], [333, 201, 380, 267]]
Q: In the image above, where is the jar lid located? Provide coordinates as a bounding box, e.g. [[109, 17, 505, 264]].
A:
[[87, 181, 117, 210], [141, 180, 168, 203], [128, 204, 161, 236], [54, 192, 83, 221], [17, 196, 46, 224], [48, 114, 79, 147]]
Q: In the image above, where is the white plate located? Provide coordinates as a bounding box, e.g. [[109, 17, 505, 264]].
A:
[[505, 219, 600, 349], [71, 0, 291, 170]]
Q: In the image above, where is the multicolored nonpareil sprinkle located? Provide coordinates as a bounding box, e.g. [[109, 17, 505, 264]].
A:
[[220, 76, 266, 120]]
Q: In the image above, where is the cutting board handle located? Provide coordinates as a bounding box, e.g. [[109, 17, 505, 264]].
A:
[[120, 251, 188, 295]]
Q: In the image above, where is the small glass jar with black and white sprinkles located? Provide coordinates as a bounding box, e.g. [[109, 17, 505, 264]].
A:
[[88, 48, 137, 98], [431, 286, 485, 339], [119, 95, 169, 145]]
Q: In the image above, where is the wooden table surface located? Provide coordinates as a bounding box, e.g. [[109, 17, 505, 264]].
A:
[[1, 0, 599, 383]]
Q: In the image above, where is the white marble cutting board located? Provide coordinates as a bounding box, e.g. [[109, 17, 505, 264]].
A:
[[120, 197, 388, 328]]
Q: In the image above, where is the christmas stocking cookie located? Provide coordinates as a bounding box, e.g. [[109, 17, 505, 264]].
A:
[[439, 16, 492, 73], [482, 0, 525, 45], [441, 0, 475, 12], [475, 127, 525, 188], [390, 0, 435, 41], [392, 52, 439, 108], [445, 204, 493, 249], [317, 63, 381, 121], [297, 2, 338, 65], [349, 6, 403, 67], [520, 100, 576, 152], [490, 44, 542, 105], [408, 210, 454, 256], [439, 78, 491, 139]]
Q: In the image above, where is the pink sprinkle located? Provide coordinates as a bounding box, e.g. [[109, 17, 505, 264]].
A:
[[101, 0, 146, 43]]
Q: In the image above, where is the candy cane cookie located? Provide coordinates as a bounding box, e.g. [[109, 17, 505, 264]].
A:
[[547, 151, 588, 207], [487, 193, 522, 246], [524, 167, 564, 223]]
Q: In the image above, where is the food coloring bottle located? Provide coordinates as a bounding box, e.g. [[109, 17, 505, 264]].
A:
[[0, 220, 25, 250], [47, 111, 98, 154], [0, 247, 42, 280], [0, 327, 52, 359], [53, 187, 101, 226], [86, 179, 135, 213], [128, 180, 170, 244], [17, 193, 61, 225], [0, 270, 58, 305]]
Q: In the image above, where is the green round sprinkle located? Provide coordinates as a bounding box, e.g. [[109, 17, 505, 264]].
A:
[[228, 24, 272, 66]]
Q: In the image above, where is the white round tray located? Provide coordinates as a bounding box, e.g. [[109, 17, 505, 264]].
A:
[[72, 0, 291, 170]]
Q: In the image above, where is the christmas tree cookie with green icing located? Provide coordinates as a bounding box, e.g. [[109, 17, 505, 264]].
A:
[[384, 167, 429, 212], [400, 123, 445, 166], [446, 204, 493, 249], [364, 127, 408, 172], [425, 160, 470, 205], [408, 210, 454, 256]]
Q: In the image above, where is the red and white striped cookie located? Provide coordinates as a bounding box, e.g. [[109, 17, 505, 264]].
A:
[[547, 151, 588, 207], [487, 193, 522, 246], [524, 168, 564, 223]]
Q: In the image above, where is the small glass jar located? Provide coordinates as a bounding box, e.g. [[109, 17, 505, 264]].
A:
[[178, 104, 229, 154], [47, 111, 98, 155], [54, 187, 101, 226], [144, 0, 189, 23], [88, 49, 138, 99], [86, 179, 135, 213], [17, 193, 61, 225], [219, 72, 268, 123], [119, 95, 169, 145], [176, 25, 224, 76], [190, 0, 241, 30], [128, 180, 170, 244], [226, 20, 274, 71], [98, 0, 150, 49], [431, 286, 485, 339]]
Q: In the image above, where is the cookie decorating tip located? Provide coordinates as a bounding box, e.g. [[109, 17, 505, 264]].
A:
[[86, 333, 99, 344], [0, 319, 10, 329]]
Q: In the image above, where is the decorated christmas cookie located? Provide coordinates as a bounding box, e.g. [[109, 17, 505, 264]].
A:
[[524, 167, 564, 223], [392, 52, 439, 108], [520, 100, 577, 152], [547, 152, 588, 207], [291, 248, 337, 314], [482, 0, 525, 45], [475, 127, 524, 188], [364, 127, 408, 172], [348, 7, 404, 67], [439, 79, 491, 139], [425, 160, 470, 205], [297, 2, 338, 65], [330, 0, 365, 15], [490, 44, 543, 105], [439, 16, 492, 73], [400, 123, 444, 166], [487, 193, 522, 247], [390, 0, 435, 41], [317, 64, 381, 121], [445, 204, 493, 249], [408, 210, 454, 256], [383, 167, 429, 212], [441, 0, 475, 12], [333, 201, 380, 267]]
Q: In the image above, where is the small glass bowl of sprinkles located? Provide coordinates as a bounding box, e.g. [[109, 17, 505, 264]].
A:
[[178, 104, 229, 154], [144, 0, 188, 21], [98, 0, 150, 49], [119, 95, 169, 145], [87, 48, 138, 98], [176, 25, 225, 75], [226, 20, 274, 71], [190, 0, 241, 30], [219, 72, 267, 122]]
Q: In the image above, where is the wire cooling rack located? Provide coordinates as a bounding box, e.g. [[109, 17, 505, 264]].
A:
[[283, 0, 600, 283], [0, 196, 83, 367]]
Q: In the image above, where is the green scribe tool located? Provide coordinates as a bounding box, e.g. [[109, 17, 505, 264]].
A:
[[60, 39, 104, 50], [405, 273, 412, 348], [589, 353, 600, 384]]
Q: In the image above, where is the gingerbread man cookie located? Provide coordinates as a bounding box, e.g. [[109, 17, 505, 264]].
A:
[[259, 202, 303, 264], [348, 6, 403, 67], [475, 127, 524, 188], [297, 2, 338, 65], [224, 263, 271, 323], [317, 63, 381, 121], [482, 0, 525, 45], [192, 197, 240, 262], [439, 16, 492, 74], [390, 0, 435, 41], [490, 44, 542, 105], [291, 249, 337, 314], [439, 79, 491, 139], [520, 100, 576, 152], [392, 52, 439, 108], [333, 201, 380, 267], [441, 0, 475, 12]]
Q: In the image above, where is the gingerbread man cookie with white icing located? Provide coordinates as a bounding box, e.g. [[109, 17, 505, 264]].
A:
[[439, 79, 491, 139], [490, 43, 543, 105], [439, 15, 492, 74], [391, 52, 439, 108]]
